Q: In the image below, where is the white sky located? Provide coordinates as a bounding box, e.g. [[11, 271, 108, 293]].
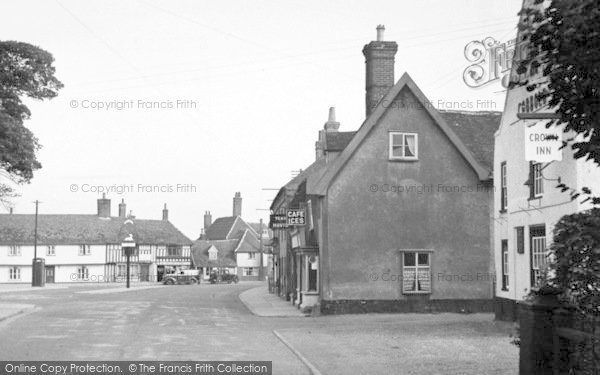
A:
[[1, 0, 522, 239]]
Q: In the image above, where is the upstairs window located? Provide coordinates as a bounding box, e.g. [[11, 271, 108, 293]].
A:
[[529, 162, 544, 198], [8, 246, 21, 256], [248, 253, 256, 260], [167, 245, 182, 256], [402, 251, 431, 294], [47, 246, 56, 256], [79, 245, 91, 256], [389, 132, 418, 161]]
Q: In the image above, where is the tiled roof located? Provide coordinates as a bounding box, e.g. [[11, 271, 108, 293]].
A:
[[0, 214, 192, 246], [325, 131, 356, 151], [234, 229, 262, 253], [191, 239, 237, 267], [439, 110, 501, 170], [204, 216, 237, 240]]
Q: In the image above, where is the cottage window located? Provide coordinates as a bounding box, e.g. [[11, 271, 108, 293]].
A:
[[167, 245, 181, 256], [243, 267, 256, 276], [530, 225, 547, 287], [77, 266, 89, 280], [8, 246, 21, 256], [402, 252, 431, 294], [208, 248, 217, 260], [500, 162, 507, 211], [389, 132, 418, 160], [79, 245, 91, 256], [248, 253, 256, 260], [501, 240, 509, 291], [9, 267, 20, 280], [47, 246, 56, 256]]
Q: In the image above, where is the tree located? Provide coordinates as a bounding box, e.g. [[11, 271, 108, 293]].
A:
[[515, 0, 600, 204], [0, 41, 63, 205]]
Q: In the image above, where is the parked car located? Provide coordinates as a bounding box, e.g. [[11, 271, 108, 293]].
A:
[[209, 269, 239, 284], [163, 269, 200, 285]]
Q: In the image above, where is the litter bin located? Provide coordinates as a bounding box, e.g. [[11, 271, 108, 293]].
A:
[[32, 258, 45, 287]]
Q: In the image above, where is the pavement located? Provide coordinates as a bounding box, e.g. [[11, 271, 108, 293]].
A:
[[0, 282, 519, 375], [239, 285, 307, 317]]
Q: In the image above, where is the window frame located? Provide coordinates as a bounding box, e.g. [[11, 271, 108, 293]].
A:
[[248, 252, 256, 260], [501, 239, 509, 291], [77, 266, 89, 280], [8, 246, 21, 256], [9, 267, 21, 280], [243, 267, 255, 276], [500, 161, 507, 212], [529, 162, 544, 198], [529, 225, 547, 287], [401, 251, 431, 294], [78, 245, 91, 256], [46, 245, 56, 256], [389, 132, 419, 161]]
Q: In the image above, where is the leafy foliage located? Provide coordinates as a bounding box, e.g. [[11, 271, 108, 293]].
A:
[[0, 41, 63, 196], [515, 0, 600, 166], [548, 208, 600, 316]]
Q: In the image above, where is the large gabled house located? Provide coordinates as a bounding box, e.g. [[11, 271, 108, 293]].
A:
[[271, 26, 502, 314], [191, 192, 268, 280], [0, 195, 192, 283]]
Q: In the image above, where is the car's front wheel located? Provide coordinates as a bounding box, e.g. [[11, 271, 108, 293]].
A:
[[164, 278, 175, 285], [189, 278, 198, 285]]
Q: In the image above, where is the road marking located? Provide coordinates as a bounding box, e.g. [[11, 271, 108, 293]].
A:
[[273, 330, 322, 375]]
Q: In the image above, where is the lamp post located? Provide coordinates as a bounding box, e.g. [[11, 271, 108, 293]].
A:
[[119, 218, 137, 289], [31, 200, 44, 287]]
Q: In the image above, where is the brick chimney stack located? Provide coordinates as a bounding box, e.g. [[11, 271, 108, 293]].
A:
[[204, 211, 212, 231], [233, 192, 242, 217], [97, 193, 111, 218], [162, 203, 168, 221], [363, 25, 398, 117], [118, 199, 126, 218], [316, 107, 341, 160]]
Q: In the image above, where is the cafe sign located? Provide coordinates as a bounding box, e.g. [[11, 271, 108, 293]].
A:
[[269, 209, 306, 228], [286, 209, 305, 226]]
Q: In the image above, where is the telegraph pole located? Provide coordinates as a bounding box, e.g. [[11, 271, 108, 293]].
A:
[[258, 218, 264, 280], [31, 200, 44, 287], [33, 200, 39, 260]]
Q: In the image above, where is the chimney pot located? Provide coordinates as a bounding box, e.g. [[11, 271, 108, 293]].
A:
[[118, 199, 127, 218], [324, 107, 340, 132], [376, 24, 385, 41], [204, 210, 212, 231], [97, 194, 111, 218], [162, 203, 168, 221], [233, 192, 242, 217]]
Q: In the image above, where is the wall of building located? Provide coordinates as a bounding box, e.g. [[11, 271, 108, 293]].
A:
[[320, 88, 493, 306]]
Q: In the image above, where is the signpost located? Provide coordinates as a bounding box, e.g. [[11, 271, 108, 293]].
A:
[[120, 218, 137, 289]]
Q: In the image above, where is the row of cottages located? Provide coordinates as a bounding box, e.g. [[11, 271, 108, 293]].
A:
[[270, 26, 502, 314], [191, 192, 271, 281], [492, 0, 600, 320], [0, 195, 192, 283]]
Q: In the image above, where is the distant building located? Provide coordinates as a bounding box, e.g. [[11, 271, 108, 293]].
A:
[[191, 192, 269, 280], [271, 26, 502, 314], [0, 195, 192, 283]]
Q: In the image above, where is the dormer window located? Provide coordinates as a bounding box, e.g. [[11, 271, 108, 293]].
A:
[[208, 247, 218, 260], [8, 246, 21, 256], [389, 132, 418, 160], [47, 246, 56, 256]]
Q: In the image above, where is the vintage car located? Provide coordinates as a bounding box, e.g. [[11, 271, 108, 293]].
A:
[[162, 269, 200, 285], [208, 269, 239, 284]]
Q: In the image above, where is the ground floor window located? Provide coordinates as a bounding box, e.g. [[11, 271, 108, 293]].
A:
[[402, 252, 431, 294], [243, 267, 256, 276], [530, 225, 547, 287], [501, 240, 509, 291], [9, 267, 21, 280], [77, 266, 89, 280], [117, 264, 139, 278]]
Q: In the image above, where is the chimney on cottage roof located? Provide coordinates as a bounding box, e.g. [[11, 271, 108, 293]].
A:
[[162, 203, 168, 221], [118, 199, 126, 218], [363, 25, 398, 117], [316, 107, 341, 161], [204, 211, 212, 231], [97, 193, 111, 218], [233, 192, 242, 217]]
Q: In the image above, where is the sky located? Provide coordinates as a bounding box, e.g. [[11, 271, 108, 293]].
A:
[[1, 0, 522, 239]]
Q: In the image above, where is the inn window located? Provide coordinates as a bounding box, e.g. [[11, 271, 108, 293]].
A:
[[243, 267, 256, 276], [77, 266, 89, 280], [46, 245, 56, 256], [389, 132, 418, 161], [501, 240, 509, 291], [529, 162, 544, 198], [515, 227, 525, 254], [8, 246, 21, 256], [402, 251, 431, 294], [500, 162, 507, 211], [248, 253, 256, 260], [9, 267, 21, 280], [79, 245, 91, 256], [530, 225, 547, 287]]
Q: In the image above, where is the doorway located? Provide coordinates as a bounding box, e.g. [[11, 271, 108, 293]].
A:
[[45, 266, 55, 283]]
